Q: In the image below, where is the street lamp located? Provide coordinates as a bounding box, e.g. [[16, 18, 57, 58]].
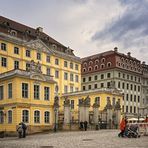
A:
[[53, 95, 59, 132], [54, 107, 57, 132]]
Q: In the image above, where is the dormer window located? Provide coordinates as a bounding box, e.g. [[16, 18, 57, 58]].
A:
[[101, 58, 105, 63], [88, 67, 92, 71], [83, 62, 87, 67], [107, 62, 111, 67], [94, 65, 98, 70], [95, 59, 99, 64], [89, 61, 93, 65], [10, 30, 17, 36]]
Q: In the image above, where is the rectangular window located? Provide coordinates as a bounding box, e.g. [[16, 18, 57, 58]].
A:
[[26, 50, 30, 57], [138, 86, 140, 92], [75, 64, 78, 70], [22, 83, 28, 98], [0, 86, 4, 100], [44, 111, 50, 123], [118, 82, 120, 88], [8, 83, 12, 99], [46, 68, 50, 75], [101, 83, 104, 88], [64, 85, 68, 93], [70, 62, 73, 69], [55, 70, 59, 78], [75, 75, 79, 82], [1, 43, 6, 51], [122, 83, 125, 89], [55, 58, 59, 65], [83, 77, 86, 82], [130, 84, 133, 90], [34, 111, 40, 123], [44, 87, 50, 100], [37, 53, 41, 60], [127, 75, 129, 79], [64, 61, 68, 67], [88, 77, 91, 81], [101, 74, 104, 79], [46, 55, 50, 63], [118, 73, 121, 78], [138, 96, 140, 102], [131, 76, 133, 81], [88, 85, 91, 90], [134, 95, 136, 102], [1, 57, 7, 67], [70, 86, 73, 92], [95, 97, 100, 105], [8, 110, 12, 123], [107, 82, 111, 88], [134, 106, 136, 113], [127, 83, 129, 89], [64, 72, 68, 80], [126, 106, 128, 112], [83, 86, 85, 91], [70, 73, 74, 81], [0, 111, 4, 124], [71, 100, 74, 109], [14, 47, 19, 54], [94, 75, 98, 80], [130, 106, 132, 113], [107, 73, 111, 78], [94, 84, 98, 89], [134, 85, 136, 91], [14, 60, 19, 69], [22, 110, 29, 123], [75, 87, 79, 91], [26, 63, 30, 71], [34, 85, 40, 99]]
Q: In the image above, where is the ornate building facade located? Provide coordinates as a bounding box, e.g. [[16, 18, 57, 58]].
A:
[[0, 16, 81, 134], [81, 48, 148, 117]]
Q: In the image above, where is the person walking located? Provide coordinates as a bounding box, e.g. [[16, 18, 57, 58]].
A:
[[17, 123, 23, 138], [21, 122, 27, 138], [84, 121, 88, 131], [118, 117, 126, 137], [80, 121, 84, 130]]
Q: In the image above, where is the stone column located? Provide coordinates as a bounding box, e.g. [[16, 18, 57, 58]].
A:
[[84, 96, 91, 122], [105, 99, 113, 129], [63, 98, 71, 130], [114, 100, 121, 129], [79, 102, 85, 122], [93, 103, 100, 125]]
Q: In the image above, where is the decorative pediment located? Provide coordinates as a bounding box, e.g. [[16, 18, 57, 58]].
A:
[[23, 39, 53, 54]]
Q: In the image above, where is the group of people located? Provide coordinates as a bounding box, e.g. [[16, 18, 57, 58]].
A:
[[80, 121, 88, 131], [17, 122, 27, 138]]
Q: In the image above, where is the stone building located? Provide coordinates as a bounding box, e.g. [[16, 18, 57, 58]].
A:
[[81, 48, 146, 117]]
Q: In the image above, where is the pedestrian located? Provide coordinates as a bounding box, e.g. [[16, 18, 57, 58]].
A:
[[118, 117, 126, 137], [84, 121, 88, 131], [17, 123, 23, 138], [21, 122, 27, 138], [80, 121, 83, 130]]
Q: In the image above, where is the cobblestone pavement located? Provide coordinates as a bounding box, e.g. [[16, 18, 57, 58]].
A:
[[0, 130, 148, 148]]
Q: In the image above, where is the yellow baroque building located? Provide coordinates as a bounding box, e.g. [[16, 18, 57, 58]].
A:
[[0, 16, 81, 134]]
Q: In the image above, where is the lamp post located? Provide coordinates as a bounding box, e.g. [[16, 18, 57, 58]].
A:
[[53, 95, 59, 133], [54, 107, 57, 132]]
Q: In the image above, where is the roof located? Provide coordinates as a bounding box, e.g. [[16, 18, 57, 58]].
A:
[[0, 15, 75, 56]]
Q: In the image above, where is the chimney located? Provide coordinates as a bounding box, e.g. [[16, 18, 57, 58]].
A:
[[114, 47, 118, 52], [127, 52, 131, 57]]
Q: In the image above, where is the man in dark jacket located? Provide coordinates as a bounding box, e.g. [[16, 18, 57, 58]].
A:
[[84, 121, 88, 131], [21, 122, 27, 138]]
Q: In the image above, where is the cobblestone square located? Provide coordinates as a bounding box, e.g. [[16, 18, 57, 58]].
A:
[[0, 130, 148, 148]]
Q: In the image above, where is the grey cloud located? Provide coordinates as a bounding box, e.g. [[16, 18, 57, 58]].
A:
[[92, 0, 148, 48]]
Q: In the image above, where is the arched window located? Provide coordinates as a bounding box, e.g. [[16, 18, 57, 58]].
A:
[[8, 110, 12, 123], [0, 111, 4, 124], [88, 67, 92, 71], [95, 59, 99, 64], [83, 68, 86, 72], [101, 58, 105, 63], [107, 62, 111, 67], [89, 61, 93, 65], [34, 110, 40, 123], [44, 111, 50, 123], [101, 64, 105, 69], [94, 65, 98, 70], [22, 110, 29, 123], [83, 62, 87, 67]]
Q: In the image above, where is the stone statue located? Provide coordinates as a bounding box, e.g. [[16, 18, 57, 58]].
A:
[[64, 97, 70, 106], [105, 99, 112, 109], [54, 96, 59, 108], [115, 99, 121, 110], [79, 98, 84, 106], [84, 95, 90, 106], [30, 60, 36, 71]]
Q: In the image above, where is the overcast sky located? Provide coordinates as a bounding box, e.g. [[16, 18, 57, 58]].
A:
[[0, 0, 148, 63]]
